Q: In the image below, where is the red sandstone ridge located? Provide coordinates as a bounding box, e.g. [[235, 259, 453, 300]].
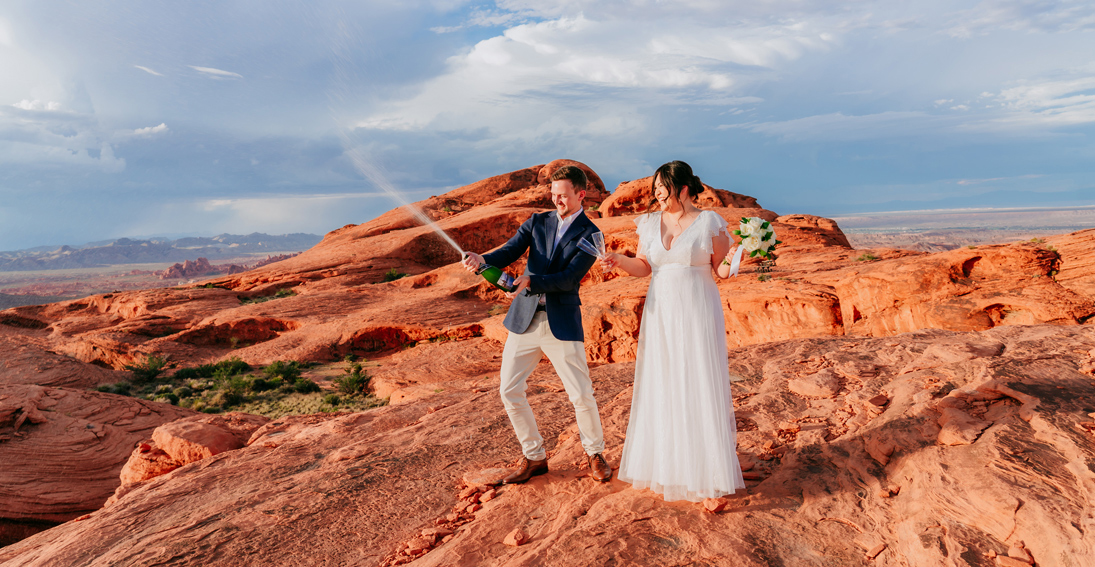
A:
[[2, 325, 1094, 565], [1, 159, 1094, 562], [598, 175, 758, 217], [0, 385, 194, 546]]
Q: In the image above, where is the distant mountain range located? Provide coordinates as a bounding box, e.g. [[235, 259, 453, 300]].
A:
[[0, 233, 322, 272]]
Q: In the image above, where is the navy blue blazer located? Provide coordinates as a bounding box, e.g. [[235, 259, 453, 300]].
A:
[[482, 210, 599, 342]]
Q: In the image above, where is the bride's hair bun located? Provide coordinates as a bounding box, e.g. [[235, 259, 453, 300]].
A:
[[689, 175, 704, 198]]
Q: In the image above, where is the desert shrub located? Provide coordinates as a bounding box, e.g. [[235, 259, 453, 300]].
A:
[[216, 357, 251, 376], [224, 375, 249, 396], [155, 393, 180, 405], [239, 288, 296, 305], [211, 390, 243, 407], [124, 355, 168, 383], [173, 386, 193, 398], [249, 377, 274, 392], [334, 362, 372, 395], [263, 360, 301, 382], [855, 253, 879, 262], [292, 378, 321, 394], [96, 382, 132, 396], [381, 267, 408, 282], [323, 394, 341, 406], [202, 406, 222, 414], [173, 357, 248, 381]]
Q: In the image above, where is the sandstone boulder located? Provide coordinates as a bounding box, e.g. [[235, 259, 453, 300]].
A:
[[599, 176, 758, 217], [0, 385, 194, 538]]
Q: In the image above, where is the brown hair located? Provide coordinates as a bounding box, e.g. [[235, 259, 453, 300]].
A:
[[648, 160, 704, 212], [549, 165, 588, 192]]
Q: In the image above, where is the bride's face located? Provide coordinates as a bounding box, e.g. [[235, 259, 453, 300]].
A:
[[653, 176, 681, 213]]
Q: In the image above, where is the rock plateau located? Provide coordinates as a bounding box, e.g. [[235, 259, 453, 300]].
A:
[[0, 159, 1093, 566]]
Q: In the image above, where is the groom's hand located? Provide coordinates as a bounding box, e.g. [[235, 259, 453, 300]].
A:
[[461, 252, 484, 272], [506, 275, 531, 299]]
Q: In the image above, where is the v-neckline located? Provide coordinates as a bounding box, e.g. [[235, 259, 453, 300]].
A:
[[659, 210, 702, 251]]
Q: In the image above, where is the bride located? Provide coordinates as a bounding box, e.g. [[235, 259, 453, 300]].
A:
[[601, 160, 746, 502]]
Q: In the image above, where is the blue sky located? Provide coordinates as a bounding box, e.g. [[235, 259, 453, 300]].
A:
[[1, 0, 1094, 250]]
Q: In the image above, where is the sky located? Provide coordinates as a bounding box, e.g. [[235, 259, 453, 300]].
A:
[[1, 0, 1094, 251]]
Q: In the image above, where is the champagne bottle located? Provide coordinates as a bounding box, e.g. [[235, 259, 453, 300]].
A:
[[467, 255, 516, 292]]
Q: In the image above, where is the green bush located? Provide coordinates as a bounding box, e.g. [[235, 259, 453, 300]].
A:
[[334, 362, 372, 395], [173, 386, 193, 398], [263, 360, 301, 382], [211, 390, 243, 407], [381, 267, 408, 282], [855, 253, 879, 262], [155, 393, 180, 405], [224, 375, 249, 396], [124, 355, 168, 383], [217, 357, 251, 376], [292, 378, 321, 394], [249, 377, 274, 392], [323, 394, 341, 406], [173, 357, 249, 381]]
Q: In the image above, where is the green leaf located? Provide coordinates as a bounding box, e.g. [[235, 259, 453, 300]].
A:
[[732, 230, 741, 235], [761, 221, 770, 229], [741, 217, 749, 223], [750, 249, 760, 257]]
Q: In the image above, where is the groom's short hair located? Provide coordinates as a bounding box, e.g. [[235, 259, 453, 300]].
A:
[[549, 165, 587, 192]]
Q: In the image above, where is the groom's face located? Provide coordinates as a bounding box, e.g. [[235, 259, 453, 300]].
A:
[[551, 180, 585, 218]]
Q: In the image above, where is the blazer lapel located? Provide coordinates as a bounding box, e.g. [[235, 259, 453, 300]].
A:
[[539, 212, 559, 263]]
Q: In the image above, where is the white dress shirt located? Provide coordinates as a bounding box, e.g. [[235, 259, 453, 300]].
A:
[[540, 208, 584, 305]]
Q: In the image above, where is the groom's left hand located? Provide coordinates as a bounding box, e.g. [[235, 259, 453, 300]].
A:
[[506, 275, 531, 299]]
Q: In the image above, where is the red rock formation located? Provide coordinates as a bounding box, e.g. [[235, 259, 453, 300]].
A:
[[1048, 228, 1095, 300], [599, 176, 758, 217], [0, 385, 194, 545], [118, 412, 270, 486], [3, 325, 1094, 565], [159, 257, 252, 280]]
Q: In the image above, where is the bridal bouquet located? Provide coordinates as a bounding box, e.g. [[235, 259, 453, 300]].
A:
[[733, 217, 780, 259], [725, 217, 780, 277]]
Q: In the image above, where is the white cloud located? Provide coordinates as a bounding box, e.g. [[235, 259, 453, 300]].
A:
[[357, 12, 832, 139], [947, 0, 1095, 37], [984, 75, 1095, 128], [0, 17, 12, 47], [12, 99, 61, 111], [135, 65, 163, 76], [741, 111, 947, 142], [133, 123, 168, 136], [188, 65, 243, 79]]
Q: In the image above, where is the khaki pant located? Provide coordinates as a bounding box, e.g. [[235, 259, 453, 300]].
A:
[[500, 311, 605, 460]]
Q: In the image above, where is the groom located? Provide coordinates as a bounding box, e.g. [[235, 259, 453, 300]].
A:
[[462, 165, 611, 484]]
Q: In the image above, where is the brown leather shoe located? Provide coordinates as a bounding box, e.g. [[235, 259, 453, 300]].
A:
[[589, 453, 611, 482], [502, 457, 549, 484]]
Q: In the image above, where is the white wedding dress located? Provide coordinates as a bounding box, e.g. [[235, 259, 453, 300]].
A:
[[617, 210, 747, 502]]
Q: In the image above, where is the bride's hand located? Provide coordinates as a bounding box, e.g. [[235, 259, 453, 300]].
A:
[[600, 253, 621, 271]]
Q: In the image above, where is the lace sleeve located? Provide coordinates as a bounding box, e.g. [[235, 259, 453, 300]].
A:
[[634, 213, 653, 257], [696, 211, 730, 255]]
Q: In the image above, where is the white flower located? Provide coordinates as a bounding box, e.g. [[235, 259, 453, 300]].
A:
[[746, 217, 765, 233], [741, 235, 761, 252], [758, 238, 774, 252], [738, 223, 757, 238]]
